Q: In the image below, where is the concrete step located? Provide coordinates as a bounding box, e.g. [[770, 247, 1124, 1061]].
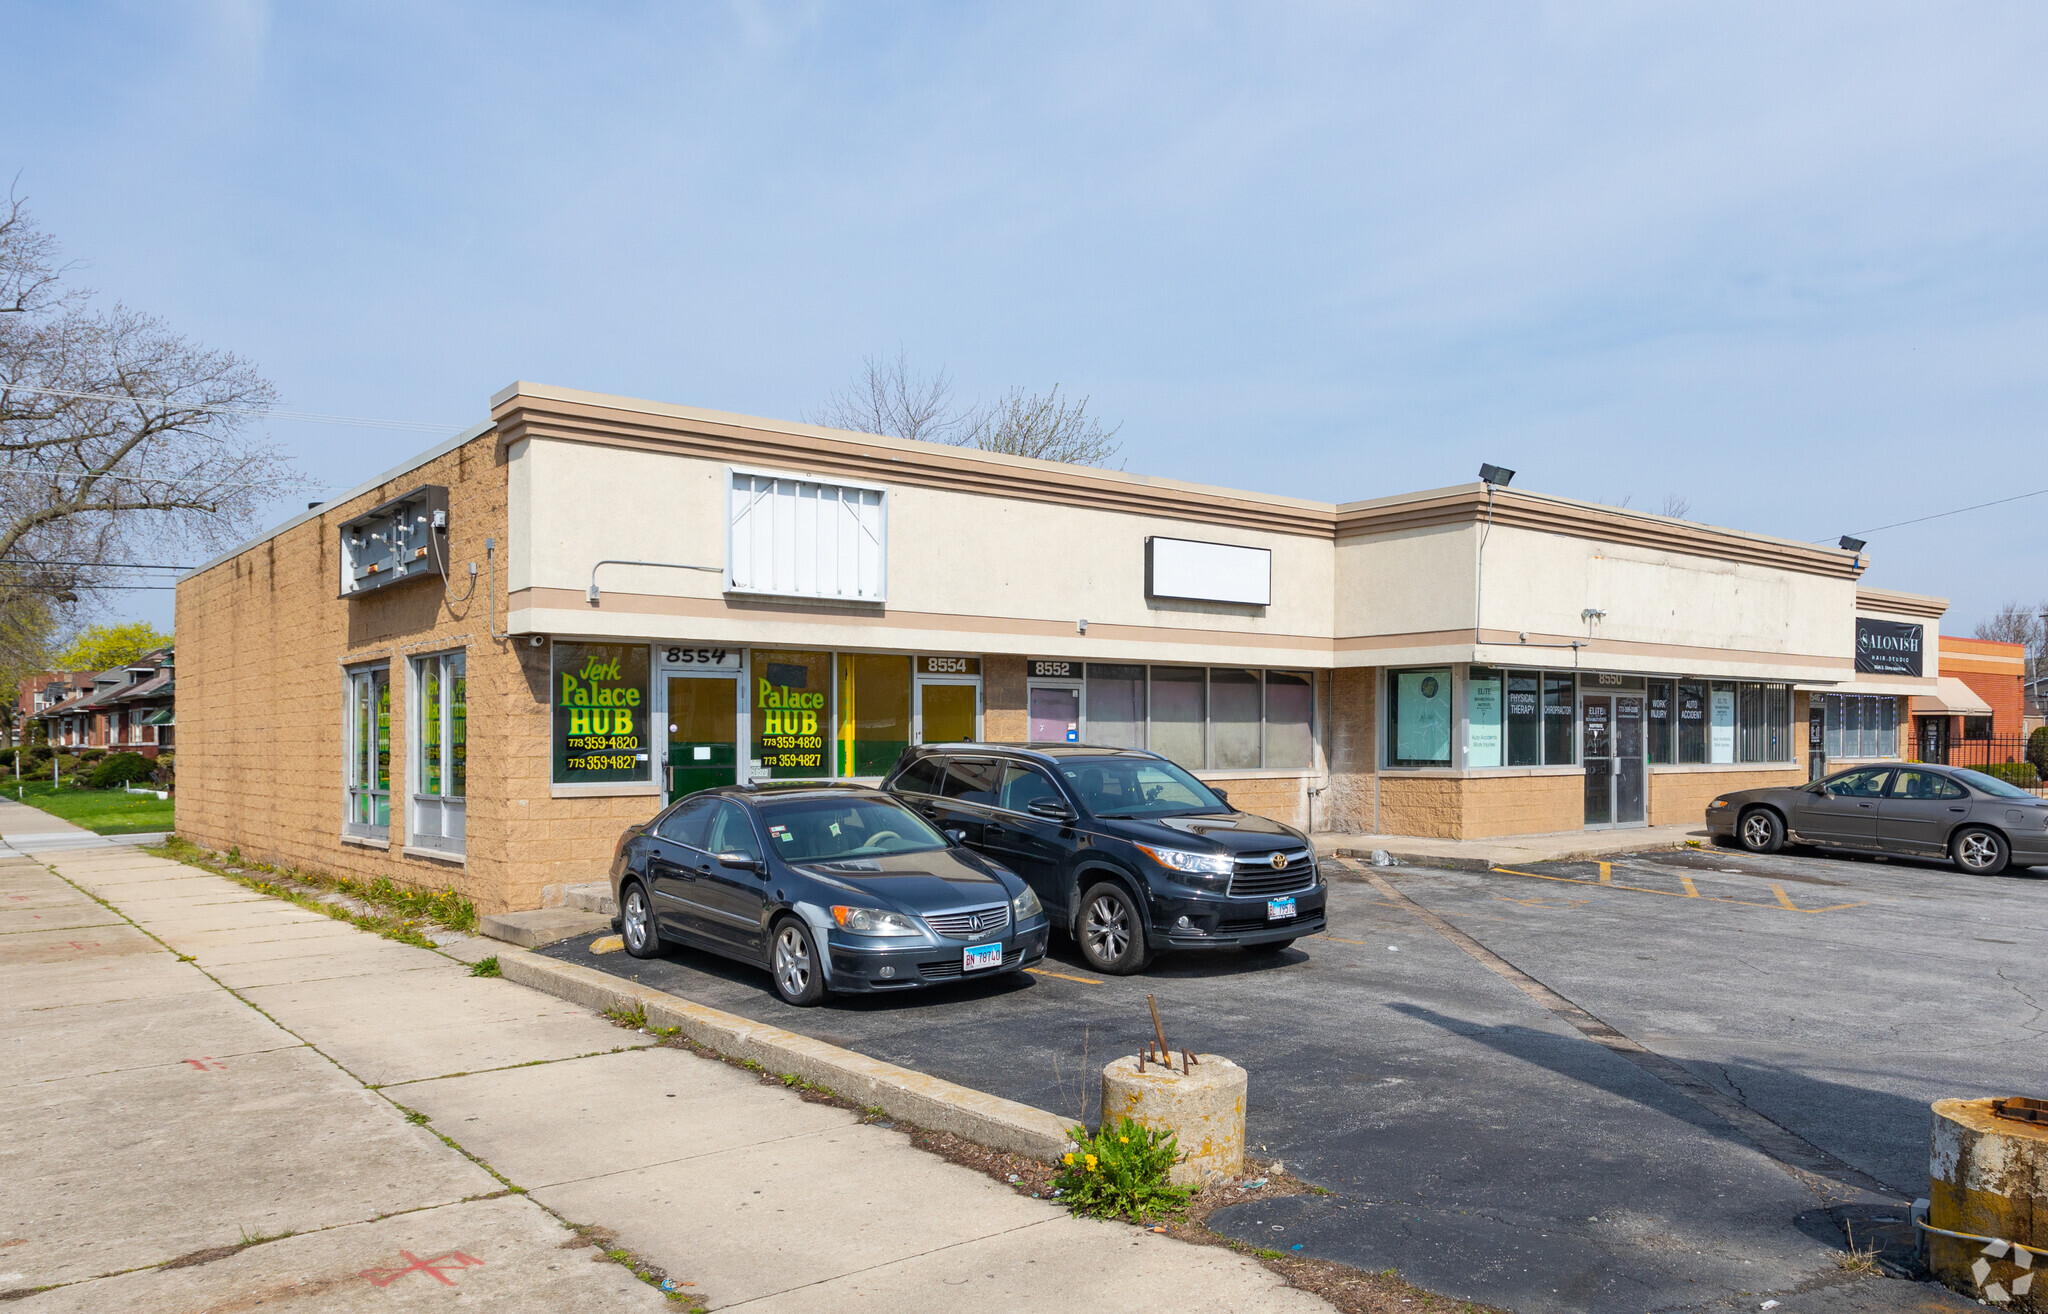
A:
[[563, 882, 616, 915], [478, 908, 613, 949]]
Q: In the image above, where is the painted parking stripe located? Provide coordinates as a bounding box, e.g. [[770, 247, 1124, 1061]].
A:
[[1490, 865, 1864, 914], [1025, 967, 1103, 985]]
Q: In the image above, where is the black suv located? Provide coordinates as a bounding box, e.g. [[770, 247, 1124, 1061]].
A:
[[881, 744, 1325, 974]]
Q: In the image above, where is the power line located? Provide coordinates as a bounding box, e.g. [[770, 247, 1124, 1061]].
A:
[[1832, 486, 2048, 540], [5, 383, 460, 433], [0, 465, 335, 492], [2, 560, 194, 571]]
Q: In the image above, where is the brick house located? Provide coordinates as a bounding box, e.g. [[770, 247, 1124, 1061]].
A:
[[34, 649, 175, 756], [1908, 635, 2026, 765]]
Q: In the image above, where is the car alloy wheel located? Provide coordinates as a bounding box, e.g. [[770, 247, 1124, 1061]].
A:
[[1739, 809, 1783, 854], [1077, 881, 1151, 974], [771, 922, 824, 1005], [1084, 893, 1130, 962], [622, 883, 659, 959], [1952, 827, 2009, 876]]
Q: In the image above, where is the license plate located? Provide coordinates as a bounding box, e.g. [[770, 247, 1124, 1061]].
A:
[[1267, 896, 1297, 921], [963, 943, 1003, 972]]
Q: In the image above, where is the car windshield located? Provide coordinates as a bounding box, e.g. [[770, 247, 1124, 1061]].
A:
[[755, 796, 948, 862], [1949, 768, 2040, 800], [1056, 756, 1228, 818]]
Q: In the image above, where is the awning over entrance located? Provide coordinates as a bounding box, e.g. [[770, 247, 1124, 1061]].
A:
[[1911, 678, 1992, 716], [139, 707, 176, 726]]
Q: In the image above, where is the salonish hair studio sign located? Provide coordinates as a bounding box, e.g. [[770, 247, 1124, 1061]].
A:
[[1854, 618, 1924, 678], [552, 642, 651, 783]]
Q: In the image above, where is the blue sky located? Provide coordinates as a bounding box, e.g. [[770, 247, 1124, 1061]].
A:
[[8, 2, 2047, 634]]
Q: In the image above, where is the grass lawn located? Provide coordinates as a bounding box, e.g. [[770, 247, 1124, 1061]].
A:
[[7, 778, 174, 835]]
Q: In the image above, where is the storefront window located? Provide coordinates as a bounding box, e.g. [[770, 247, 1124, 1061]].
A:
[[1738, 683, 1763, 763], [1085, 664, 1146, 749], [551, 642, 651, 785], [412, 651, 466, 853], [753, 649, 831, 778], [1506, 671, 1542, 765], [1542, 673, 1576, 765], [1677, 682, 1707, 763], [1766, 685, 1789, 762], [1647, 681, 1673, 764], [1264, 671, 1314, 769], [1709, 682, 1736, 763], [836, 652, 910, 777], [1820, 693, 1897, 759], [1466, 667, 1504, 768], [345, 665, 390, 835], [1149, 667, 1205, 770], [1389, 668, 1453, 767], [1211, 668, 1262, 769]]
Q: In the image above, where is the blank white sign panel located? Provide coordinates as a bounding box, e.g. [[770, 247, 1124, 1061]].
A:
[[1146, 536, 1272, 606]]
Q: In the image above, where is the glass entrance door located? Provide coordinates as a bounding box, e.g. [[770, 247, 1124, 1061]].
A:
[[1583, 693, 1647, 827], [917, 680, 979, 745], [666, 675, 737, 802], [1583, 696, 1613, 825], [1614, 694, 1646, 825]]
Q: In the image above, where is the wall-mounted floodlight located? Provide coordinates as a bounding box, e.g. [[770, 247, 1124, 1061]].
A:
[[1838, 535, 1867, 553], [1478, 463, 1516, 486], [1581, 608, 1607, 623]]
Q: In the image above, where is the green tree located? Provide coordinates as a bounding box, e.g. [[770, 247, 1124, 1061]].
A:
[[53, 621, 170, 671]]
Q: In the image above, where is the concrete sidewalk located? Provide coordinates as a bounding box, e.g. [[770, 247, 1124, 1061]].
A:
[[0, 791, 171, 854], [1314, 821, 1710, 869], [2, 833, 1329, 1310]]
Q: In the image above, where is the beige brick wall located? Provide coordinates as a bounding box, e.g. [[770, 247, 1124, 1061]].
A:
[[176, 430, 670, 916], [1198, 773, 1311, 831], [1323, 666, 1377, 833], [1648, 767, 1803, 825]]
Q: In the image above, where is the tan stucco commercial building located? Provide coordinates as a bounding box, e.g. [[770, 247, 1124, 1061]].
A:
[[176, 383, 1950, 913]]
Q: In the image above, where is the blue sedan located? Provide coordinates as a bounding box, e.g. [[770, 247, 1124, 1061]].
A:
[[608, 783, 1051, 1005]]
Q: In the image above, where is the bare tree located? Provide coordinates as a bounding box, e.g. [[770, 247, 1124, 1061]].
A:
[[0, 188, 288, 622], [809, 349, 978, 446], [966, 385, 1122, 466], [816, 353, 1124, 467], [1975, 601, 2048, 681], [1659, 493, 1692, 519]]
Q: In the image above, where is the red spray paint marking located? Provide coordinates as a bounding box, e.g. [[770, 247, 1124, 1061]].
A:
[[182, 1057, 224, 1071], [67, 941, 98, 949], [358, 1250, 484, 1287]]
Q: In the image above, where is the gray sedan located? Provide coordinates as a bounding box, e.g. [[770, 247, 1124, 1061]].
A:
[[1704, 763, 2048, 876]]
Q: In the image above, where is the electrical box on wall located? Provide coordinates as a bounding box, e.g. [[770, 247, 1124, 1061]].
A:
[[338, 485, 449, 598]]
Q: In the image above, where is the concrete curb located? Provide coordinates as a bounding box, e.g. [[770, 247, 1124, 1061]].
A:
[[491, 945, 1077, 1162]]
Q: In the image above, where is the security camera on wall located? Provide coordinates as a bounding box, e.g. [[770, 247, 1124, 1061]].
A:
[[529, 635, 544, 648]]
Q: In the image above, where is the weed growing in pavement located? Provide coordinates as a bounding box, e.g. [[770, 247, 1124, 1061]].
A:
[[1834, 1224, 1882, 1273], [236, 1225, 294, 1246], [149, 837, 476, 947], [469, 955, 501, 977], [1048, 1116, 1193, 1222], [603, 1004, 648, 1030]]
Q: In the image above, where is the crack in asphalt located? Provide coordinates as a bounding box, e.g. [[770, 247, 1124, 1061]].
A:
[[1998, 966, 2047, 1034]]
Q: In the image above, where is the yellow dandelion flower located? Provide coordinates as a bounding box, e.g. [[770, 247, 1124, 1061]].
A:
[[1063, 1153, 1074, 1165], [1119, 1136, 1129, 1143]]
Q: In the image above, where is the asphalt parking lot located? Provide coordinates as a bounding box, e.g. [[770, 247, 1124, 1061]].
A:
[[543, 843, 2045, 1313]]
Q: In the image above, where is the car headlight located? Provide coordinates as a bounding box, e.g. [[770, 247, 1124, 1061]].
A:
[[1707, 798, 1731, 810], [1012, 885, 1044, 921], [1135, 843, 1233, 886], [830, 906, 922, 937]]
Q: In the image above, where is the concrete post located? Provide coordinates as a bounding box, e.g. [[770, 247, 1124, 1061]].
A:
[[1100, 1053, 1247, 1186], [1928, 1098, 2047, 1309]]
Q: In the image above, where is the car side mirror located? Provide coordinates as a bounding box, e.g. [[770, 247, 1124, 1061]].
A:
[[1027, 798, 1073, 821], [717, 850, 761, 873], [1211, 788, 1230, 805], [944, 828, 968, 844]]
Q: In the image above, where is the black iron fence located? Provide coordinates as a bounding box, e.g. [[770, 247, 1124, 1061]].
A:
[[1910, 732, 2048, 796]]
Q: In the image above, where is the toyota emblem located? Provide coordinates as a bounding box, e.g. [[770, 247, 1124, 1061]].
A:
[[1268, 852, 1289, 872]]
